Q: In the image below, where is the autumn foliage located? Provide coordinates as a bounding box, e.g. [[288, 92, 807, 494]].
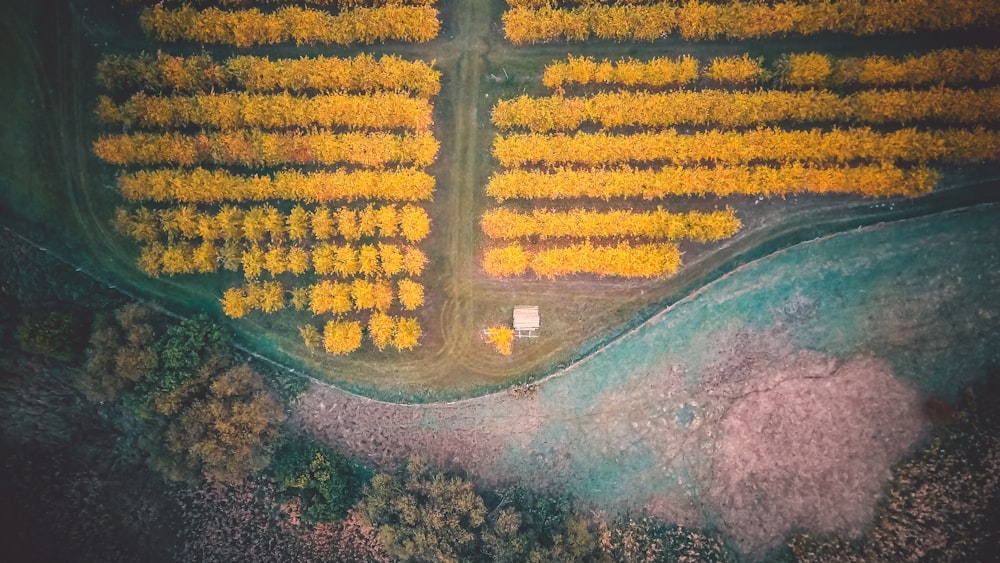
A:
[[484, 326, 514, 356], [118, 168, 434, 203], [98, 5, 436, 357], [484, 242, 681, 279], [781, 48, 1000, 88], [488, 165, 938, 201], [543, 55, 699, 90], [97, 92, 433, 132], [481, 207, 741, 242], [502, 0, 1000, 44], [94, 130, 438, 168], [116, 204, 430, 246], [97, 52, 441, 97], [140, 5, 440, 47], [493, 128, 1000, 168], [491, 88, 1000, 133]]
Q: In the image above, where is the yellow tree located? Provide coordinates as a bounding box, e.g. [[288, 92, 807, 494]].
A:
[[397, 279, 424, 311], [324, 320, 362, 355], [399, 204, 430, 242], [290, 287, 310, 311], [351, 279, 376, 311], [359, 245, 381, 277], [221, 287, 250, 319], [372, 280, 394, 312], [299, 324, 321, 351], [367, 312, 396, 351], [259, 281, 286, 313], [402, 246, 428, 276], [379, 244, 404, 277], [393, 317, 421, 351], [287, 246, 311, 275], [485, 326, 514, 356], [287, 205, 311, 241]]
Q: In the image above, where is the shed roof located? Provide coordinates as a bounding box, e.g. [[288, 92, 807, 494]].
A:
[[513, 306, 540, 330]]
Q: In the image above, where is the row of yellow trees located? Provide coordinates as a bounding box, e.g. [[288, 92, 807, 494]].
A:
[[481, 207, 740, 242], [97, 53, 441, 97], [780, 48, 1000, 88], [541, 48, 1000, 90], [140, 5, 440, 47], [491, 87, 1000, 132], [309, 315, 421, 355], [493, 128, 1000, 168], [150, 1, 437, 9], [542, 54, 763, 89], [137, 240, 427, 279], [115, 203, 431, 244], [502, 0, 1000, 44], [97, 92, 433, 132], [220, 278, 424, 318], [487, 164, 938, 200], [483, 241, 681, 278], [103, 6, 439, 355], [94, 130, 438, 168], [118, 168, 434, 203]]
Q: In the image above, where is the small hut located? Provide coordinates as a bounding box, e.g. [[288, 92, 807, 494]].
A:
[[512, 306, 540, 338]]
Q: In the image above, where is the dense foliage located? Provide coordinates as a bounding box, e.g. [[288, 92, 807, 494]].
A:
[[140, 4, 440, 47], [97, 52, 441, 97], [97, 92, 434, 131], [493, 128, 1000, 168], [271, 438, 365, 524], [95, 130, 439, 168], [481, 207, 740, 242], [492, 88, 1000, 133], [488, 165, 937, 200], [502, 0, 1000, 44], [78, 307, 285, 483]]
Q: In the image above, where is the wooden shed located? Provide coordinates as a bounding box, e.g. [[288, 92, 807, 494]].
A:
[[513, 306, 540, 337]]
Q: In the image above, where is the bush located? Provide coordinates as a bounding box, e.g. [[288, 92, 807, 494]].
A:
[[15, 310, 85, 360]]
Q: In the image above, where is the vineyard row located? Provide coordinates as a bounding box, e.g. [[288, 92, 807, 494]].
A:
[[118, 168, 434, 203], [492, 87, 1000, 132], [307, 316, 421, 355], [97, 53, 441, 98], [97, 92, 433, 132], [155, 1, 437, 8], [483, 241, 681, 279], [115, 203, 431, 245], [220, 278, 425, 319], [542, 48, 1000, 90], [137, 240, 428, 280], [140, 5, 440, 47], [502, 0, 1000, 44], [480, 207, 740, 242], [94, 130, 438, 168], [493, 128, 1000, 168], [487, 164, 938, 201]]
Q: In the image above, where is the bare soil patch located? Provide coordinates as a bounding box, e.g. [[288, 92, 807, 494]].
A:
[[708, 355, 928, 558]]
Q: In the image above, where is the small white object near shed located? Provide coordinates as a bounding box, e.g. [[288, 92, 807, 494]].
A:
[[513, 306, 540, 337]]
